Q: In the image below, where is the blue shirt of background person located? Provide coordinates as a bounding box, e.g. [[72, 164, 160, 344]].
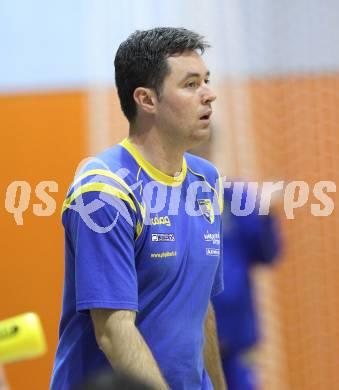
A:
[[212, 182, 281, 390]]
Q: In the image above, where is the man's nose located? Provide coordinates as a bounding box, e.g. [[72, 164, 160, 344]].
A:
[[202, 86, 217, 104]]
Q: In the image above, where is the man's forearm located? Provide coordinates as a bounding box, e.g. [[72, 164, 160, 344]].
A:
[[203, 303, 227, 390], [92, 310, 168, 390]]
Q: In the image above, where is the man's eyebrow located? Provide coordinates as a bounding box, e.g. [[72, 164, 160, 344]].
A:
[[179, 70, 210, 83]]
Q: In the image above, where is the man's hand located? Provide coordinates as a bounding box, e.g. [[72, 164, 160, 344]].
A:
[[91, 309, 168, 390]]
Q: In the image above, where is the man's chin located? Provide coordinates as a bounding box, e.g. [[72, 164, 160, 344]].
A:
[[191, 126, 211, 143], [187, 127, 212, 157]]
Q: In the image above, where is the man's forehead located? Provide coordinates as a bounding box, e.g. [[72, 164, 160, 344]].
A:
[[166, 51, 209, 78]]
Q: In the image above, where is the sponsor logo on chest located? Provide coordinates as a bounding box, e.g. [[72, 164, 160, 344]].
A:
[[151, 233, 176, 242], [150, 216, 171, 227], [204, 232, 220, 245], [206, 248, 220, 257]]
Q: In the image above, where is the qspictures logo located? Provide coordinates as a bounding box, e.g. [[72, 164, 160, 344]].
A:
[[3, 157, 337, 229], [5, 180, 58, 225]]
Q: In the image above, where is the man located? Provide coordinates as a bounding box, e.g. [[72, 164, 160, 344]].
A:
[[51, 28, 226, 390], [212, 184, 281, 390]]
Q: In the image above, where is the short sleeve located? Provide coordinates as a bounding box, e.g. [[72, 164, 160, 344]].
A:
[[65, 190, 139, 313]]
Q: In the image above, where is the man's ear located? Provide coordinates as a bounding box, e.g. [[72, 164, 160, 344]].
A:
[[133, 87, 157, 115]]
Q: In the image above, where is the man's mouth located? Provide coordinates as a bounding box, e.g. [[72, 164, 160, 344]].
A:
[[199, 111, 212, 120]]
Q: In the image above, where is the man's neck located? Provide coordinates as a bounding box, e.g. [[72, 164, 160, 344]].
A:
[[128, 127, 185, 177]]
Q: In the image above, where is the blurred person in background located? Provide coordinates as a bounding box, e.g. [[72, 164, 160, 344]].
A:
[[212, 183, 281, 390], [51, 27, 226, 390], [192, 136, 281, 390]]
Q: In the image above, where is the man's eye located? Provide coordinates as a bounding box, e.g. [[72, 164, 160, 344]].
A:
[[205, 79, 210, 85], [186, 81, 198, 88]]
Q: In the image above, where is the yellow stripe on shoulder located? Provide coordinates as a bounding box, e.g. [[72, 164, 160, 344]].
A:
[[69, 168, 145, 215], [72, 169, 133, 197], [63, 169, 147, 240], [62, 182, 137, 214]]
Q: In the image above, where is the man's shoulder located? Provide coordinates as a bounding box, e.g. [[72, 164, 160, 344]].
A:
[[71, 142, 141, 188], [91, 142, 138, 176], [63, 142, 142, 213]]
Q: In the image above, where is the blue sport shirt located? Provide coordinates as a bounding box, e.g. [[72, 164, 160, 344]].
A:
[[50, 138, 224, 390]]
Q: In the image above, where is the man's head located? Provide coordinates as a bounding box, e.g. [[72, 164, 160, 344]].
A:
[[114, 27, 216, 147], [114, 27, 209, 122]]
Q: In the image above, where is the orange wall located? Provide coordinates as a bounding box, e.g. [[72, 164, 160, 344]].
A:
[[250, 75, 339, 390], [0, 91, 88, 390]]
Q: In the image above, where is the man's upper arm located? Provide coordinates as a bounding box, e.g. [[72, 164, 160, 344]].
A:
[[63, 176, 140, 314]]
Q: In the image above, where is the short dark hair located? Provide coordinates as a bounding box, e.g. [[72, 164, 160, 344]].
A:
[[114, 27, 209, 122]]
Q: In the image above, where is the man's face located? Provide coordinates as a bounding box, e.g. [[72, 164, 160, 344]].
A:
[[154, 50, 216, 148]]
